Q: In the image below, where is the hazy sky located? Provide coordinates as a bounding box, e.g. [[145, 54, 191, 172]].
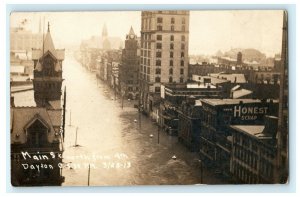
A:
[[10, 10, 283, 57]]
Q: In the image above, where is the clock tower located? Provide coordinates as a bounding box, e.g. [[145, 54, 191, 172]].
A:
[[119, 26, 140, 99]]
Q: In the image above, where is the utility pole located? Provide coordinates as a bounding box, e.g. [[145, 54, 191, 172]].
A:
[[74, 126, 78, 147], [157, 125, 160, 144], [87, 164, 91, 186]]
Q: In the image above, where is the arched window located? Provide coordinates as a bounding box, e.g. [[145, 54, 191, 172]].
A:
[[169, 68, 173, 75]]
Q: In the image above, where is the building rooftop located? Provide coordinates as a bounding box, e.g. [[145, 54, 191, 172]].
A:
[[200, 98, 263, 106], [11, 107, 62, 144], [230, 125, 274, 140], [192, 75, 229, 85], [232, 88, 253, 98], [209, 73, 247, 83]]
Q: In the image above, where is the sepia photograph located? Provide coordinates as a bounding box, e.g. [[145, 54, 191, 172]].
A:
[[9, 10, 288, 186]]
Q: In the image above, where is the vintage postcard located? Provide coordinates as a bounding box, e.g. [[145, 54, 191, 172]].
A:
[[10, 10, 288, 186]]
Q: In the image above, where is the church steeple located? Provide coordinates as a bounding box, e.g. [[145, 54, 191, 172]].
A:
[[32, 22, 65, 107], [102, 23, 108, 38], [43, 22, 56, 58]]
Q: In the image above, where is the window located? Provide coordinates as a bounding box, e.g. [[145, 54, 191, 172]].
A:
[[155, 77, 161, 82], [157, 35, 162, 40], [156, 43, 162, 49], [181, 35, 185, 41], [169, 68, 173, 75], [182, 17, 186, 24], [180, 68, 184, 75], [156, 68, 161, 74], [155, 87, 161, 93], [27, 120, 48, 148], [181, 52, 184, 58], [171, 25, 174, 31], [170, 60, 173, 66], [181, 25, 185, 31], [147, 67, 150, 74], [157, 25, 162, 31], [169, 77, 173, 83], [170, 43, 174, 50], [181, 60, 184, 66], [147, 59, 150, 66], [156, 60, 161, 66], [148, 51, 151, 57], [157, 17, 163, 23], [143, 58, 146, 65], [156, 51, 162, 58], [171, 17, 175, 24], [170, 36, 174, 42], [180, 77, 184, 83], [181, 43, 185, 50], [170, 52, 173, 58]]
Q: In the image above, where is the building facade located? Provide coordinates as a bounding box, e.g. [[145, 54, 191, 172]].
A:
[[199, 99, 279, 176], [119, 27, 140, 100], [140, 11, 190, 115], [230, 116, 278, 183]]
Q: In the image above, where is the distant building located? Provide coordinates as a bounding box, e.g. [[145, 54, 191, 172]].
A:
[[140, 11, 190, 116], [119, 27, 140, 100], [159, 82, 224, 135], [199, 99, 278, 176], [11, 23, 66, 186], [248, 70, 280, 84], [230, 116, 278, 183], [10, 27, 43, 52], [237, 52, 243, 65]]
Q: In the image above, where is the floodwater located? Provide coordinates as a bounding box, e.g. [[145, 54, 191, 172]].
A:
[[61, 52, 230, 186]]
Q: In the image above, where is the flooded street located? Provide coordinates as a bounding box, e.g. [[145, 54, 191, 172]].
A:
[[61, 53, 229, 186]]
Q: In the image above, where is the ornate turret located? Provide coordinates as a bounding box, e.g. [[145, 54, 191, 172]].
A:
[[32, 22, 65, 107]]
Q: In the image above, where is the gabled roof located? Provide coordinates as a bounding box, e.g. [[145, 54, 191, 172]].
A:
[[11, 107, 62, 144]]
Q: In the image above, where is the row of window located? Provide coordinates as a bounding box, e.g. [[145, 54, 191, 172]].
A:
[[155, 76, 184, 83], [156, 43, 185, 50], [157, 17, 186, 25], [157, 25, 186, 31], [155, 60, 185, 67], [234, 145, 258, 170], [154, 68, 184, 75], [232, 162, 258, 184], [158, 59, 181, 67], [156, 34, 185, 41], [156, 51, 185, 58]]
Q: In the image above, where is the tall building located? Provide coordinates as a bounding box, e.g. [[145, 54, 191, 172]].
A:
[[140, 11, 190, 114], [119, 27, 140, 99], [276, 11, 288, 183], [32, 23, 65, 107]]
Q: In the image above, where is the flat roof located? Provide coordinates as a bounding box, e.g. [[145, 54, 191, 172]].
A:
[[201, 98, 278, 106], [200, 99, 262, 106], [230, 125, 273, 140]]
